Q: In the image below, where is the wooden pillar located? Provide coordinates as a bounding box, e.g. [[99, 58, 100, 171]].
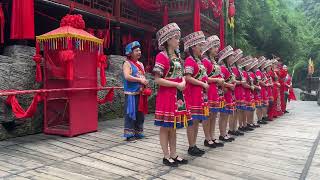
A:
[[113, 0, 121, 55]]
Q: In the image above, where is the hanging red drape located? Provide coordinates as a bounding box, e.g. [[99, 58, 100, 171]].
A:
[[104, 14, 111, 49], [6, 93, 42, 119], [194, 0, 201, 31], [0, 4, 5, 44], [97, 88, 114, 104], [212, 0, 223, 18], [98, 54, 107, 87], [10, 0, 35, 40], [163, 5, 168, 26], [132, 0, 160, 12], [219, 13, 225, 50]]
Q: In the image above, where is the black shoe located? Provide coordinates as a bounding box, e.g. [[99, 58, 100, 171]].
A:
[[219, 135, 233, 142], [235, 130, 244, 136], [229, 130, 241, 136], [188, 146, 204, 157], [228, 130, 236, 135], [163, 158, 178, 167], [204, 140, 217, 148], [244, 126, 254, 131], [194, 146, 205, 154], [285, 110, 289, 113], [253, 123, 261, 128], [262, 118, 269, 124], [226, 135, 235, 141], [213, 139, 224, 147], [172, 156, 188, 164], [239, 127, 247, 132], [257, 120, 267, 124]]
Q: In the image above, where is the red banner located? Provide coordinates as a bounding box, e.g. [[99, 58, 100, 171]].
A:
[[10, 0, 35, 40]]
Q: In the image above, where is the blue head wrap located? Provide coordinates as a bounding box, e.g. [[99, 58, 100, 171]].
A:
[[125, 41, 141, 55]]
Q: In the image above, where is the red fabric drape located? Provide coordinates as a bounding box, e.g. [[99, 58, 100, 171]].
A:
[[219, 13, 225, 50], [163, 5, 168, 26], [97, 88, 114, 104], [0, 4, 5, 44], [6, 93, 42, 119], [104, 14, 111, 48], [98, 54, 107, 87], [33, 41, 42, 82], [139, 93, 148, 114], [289, 88, 296, 100], [228, 3, 235, 17], [10, 0, 35, 40], [59, 50, 75, 80], [132, 0, 160, 12], [194, 0, 201, 31]]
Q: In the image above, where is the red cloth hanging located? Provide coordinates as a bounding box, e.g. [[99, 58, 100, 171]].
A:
[[212, 0, 223, 18], [132, 0, 160, 12], [0, 4, 5, 44], [10, 0, 35, 40], [97, 88, 114, 104], [104, 13, 111, 49], [59, 50, 75, 80], [289, 87, 296, 101], [33, 41, 42, 82], [6, 93, 43, 119], [96, 29, 104, 39], [219, 13, 225, 50], [228, 3, 235, 17], [98, 54, 107, 86], [163, 5, 168, 26], [194, 0, 201, 31]]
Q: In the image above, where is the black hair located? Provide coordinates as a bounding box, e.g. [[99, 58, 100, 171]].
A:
[[205, 51, 211, 60], [164, 42, 179, 58], [223, 56, 232, 73], [188, 47, 196, 60]]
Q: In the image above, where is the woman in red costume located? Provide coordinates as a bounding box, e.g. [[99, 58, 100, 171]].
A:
[[153, 23, 190, 166], [229, 49, 245, 136], [183, 31, 209, 156], [201, 35, 225, 147], [217, 45, 237, 142]]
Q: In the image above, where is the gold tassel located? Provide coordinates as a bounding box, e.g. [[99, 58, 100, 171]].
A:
[[203, 106, 209, 116], [184, 115, 188, 128]]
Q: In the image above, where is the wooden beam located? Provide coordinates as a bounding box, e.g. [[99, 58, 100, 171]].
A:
[[42, 0, 156, 32]]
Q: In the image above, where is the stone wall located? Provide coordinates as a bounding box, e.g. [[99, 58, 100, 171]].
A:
[[0, 46, 156, 140], [0, 45, 43, 140]]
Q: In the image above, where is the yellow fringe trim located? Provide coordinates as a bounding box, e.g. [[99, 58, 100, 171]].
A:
[[183, 115, 188, 128], [36, 33, 103, 44], [203, 106, 209, 116]]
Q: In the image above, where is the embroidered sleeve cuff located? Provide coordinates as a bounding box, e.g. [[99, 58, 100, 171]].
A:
[[152, 63, 165, 77], [184, 66, 194, 75]]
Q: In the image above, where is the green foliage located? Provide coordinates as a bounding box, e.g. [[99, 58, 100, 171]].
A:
[[233, 0, 320, 84]]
